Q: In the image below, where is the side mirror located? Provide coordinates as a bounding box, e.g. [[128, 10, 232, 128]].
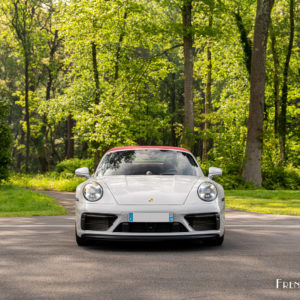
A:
[[75, 167, 90, 179], [208, 167, 222, 179]]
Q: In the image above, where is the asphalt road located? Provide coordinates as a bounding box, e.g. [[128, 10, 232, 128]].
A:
[[0, 192, 299, 300]]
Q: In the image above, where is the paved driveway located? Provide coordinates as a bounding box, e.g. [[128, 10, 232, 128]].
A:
[[0, 192, 299, 299]]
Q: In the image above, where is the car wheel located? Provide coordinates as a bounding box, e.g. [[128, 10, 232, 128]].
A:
[[75, 228, 89, 246], [207, 234, 224, 247]]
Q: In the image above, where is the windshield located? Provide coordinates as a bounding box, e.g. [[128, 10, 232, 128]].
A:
[[97, 150, 201, 176]]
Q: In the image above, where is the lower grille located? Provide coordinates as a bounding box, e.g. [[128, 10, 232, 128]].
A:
[[114, 222, 188, 233], [81, 213, 117, 231], [185, 213, 220, 231]]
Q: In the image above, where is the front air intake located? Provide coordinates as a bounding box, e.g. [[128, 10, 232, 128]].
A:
[[81, 213, 117, 231], [185, 213, 220, 231], [114, 222, 188, 233]]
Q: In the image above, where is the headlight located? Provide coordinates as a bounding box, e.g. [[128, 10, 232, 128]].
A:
[[83, 182, 103, 201], [197, 182, 217, 201]]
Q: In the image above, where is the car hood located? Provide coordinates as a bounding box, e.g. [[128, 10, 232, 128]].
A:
[[102, 175, 199, 205]]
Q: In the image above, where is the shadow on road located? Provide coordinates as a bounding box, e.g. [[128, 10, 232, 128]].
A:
[[81, 239, 221, 252]]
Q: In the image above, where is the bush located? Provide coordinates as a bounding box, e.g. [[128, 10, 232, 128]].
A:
[[199, 158, 300, 190], [199, 159, 245, 189], [213, 174, 244, 190], [55, 158, 94, 176], [262, 164, 300, 190], [0, 99, 11, 182]]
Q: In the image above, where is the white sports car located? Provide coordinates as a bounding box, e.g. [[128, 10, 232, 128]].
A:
[[74, 146, 225, 246]]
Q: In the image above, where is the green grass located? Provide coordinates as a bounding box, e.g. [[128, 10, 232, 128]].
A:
[[226, 190, 300, 216], [10, 173, 85, 192], [0, 184, 68, 217]]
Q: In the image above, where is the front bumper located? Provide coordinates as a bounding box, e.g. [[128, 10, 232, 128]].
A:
[[75, 204, 225, 240]]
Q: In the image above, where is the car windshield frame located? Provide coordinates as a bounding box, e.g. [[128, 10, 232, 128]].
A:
[[95, 149, 203, 177]]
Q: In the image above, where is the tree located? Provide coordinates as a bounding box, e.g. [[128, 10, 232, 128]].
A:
[[278, 0, 295, 163], [8, 0, 38, 172], [182, 0, 194, 148], [269, 19, 280, 135], [0, 0, 298, 188], [0, 99, 11, 181], [242, 0, 274, 186], [39, 2, 63, 172], [202, 13, 213, 161]]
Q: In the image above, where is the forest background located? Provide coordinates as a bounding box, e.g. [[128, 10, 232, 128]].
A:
[[0, 0, 299, 190]]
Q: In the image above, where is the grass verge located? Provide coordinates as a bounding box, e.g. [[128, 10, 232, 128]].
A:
[[10, 173, 85, 192], [226, 190, 300, 216], [0, 184, 67, 217]]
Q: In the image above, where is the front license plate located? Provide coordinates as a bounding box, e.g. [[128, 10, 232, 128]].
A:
[[128, 212, 174, 222]]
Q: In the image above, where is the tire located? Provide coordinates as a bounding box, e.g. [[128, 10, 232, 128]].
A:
[[75, 228, 89, 247], [207, 234, 224, 246]]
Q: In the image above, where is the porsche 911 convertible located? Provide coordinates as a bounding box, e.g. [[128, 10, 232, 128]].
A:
[[74, 146, 225, 246]]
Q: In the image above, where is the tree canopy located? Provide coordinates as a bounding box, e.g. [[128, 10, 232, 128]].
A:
[[0, 0, 299, 188]]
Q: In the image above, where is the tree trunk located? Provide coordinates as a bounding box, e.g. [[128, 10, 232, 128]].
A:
[[91, 42, 100, 105], [269, 20, 280, 136], [16, 125, 25, 170], [66, 115, 74, 159], [91, 41, 100, 168], [202, 15, 212, 161], [50, 127, 60, 162], [114, 12, 127, 82], [170, 73, 177, 146], [242, 0, 274, 186], [182, 0, 194, 148], [234, 11, 252, 77], [38, 114, 49, 173], [11, 0, 33, 172], [38, 77, 52, 172], [81, 141, 89, 158], [39, 30, 59, 172], [24, 53, 30, 173], [279, 0, 295, 163]]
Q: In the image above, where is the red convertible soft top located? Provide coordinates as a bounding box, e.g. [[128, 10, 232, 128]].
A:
[[106, 146, 192, 154]]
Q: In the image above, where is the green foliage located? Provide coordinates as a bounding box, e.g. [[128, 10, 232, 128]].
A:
[[0, 99, 11, 181], [0, 0, 298, 189], [0, 184, 67, 217], [56, 158, 94, 175], [262, 164, 300, 190], [200, 158, 299, 190], [199, 158, 244, 189], [53, 0, 174, 153]]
